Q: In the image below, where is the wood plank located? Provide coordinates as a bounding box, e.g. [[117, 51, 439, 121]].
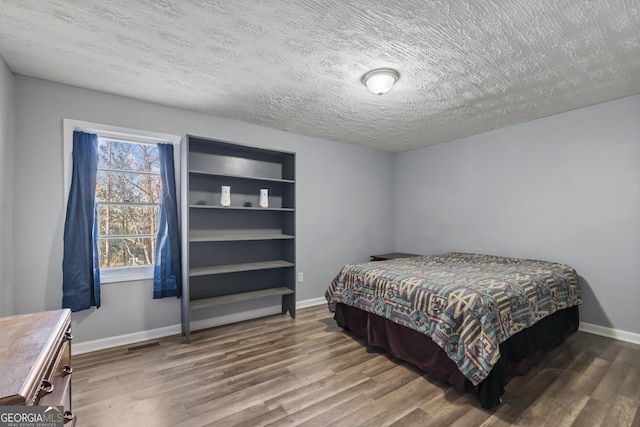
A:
[[189, 168, 294, 184], [189, 204, 294, 212], [592, 346, 636, 403], [189, 260, 294, 276], [71, 305, 640, 427], [569, 397, 611, 427], [190, 287, 294, 308], [570, 357, 611, 397], [189, 232, 294, 242], [603, 395, 639, 427]]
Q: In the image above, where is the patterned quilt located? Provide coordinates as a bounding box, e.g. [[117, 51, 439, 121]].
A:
[[325, 252, 581, 385]]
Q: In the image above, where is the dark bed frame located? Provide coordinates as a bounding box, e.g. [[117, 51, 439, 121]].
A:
[[333, 303, 580, 409]]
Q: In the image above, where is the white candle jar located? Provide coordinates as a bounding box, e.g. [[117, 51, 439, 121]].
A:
[[220, 186, 231, 206], [259, 188, 269, 208]]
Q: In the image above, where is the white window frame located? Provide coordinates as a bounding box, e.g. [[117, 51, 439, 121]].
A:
[[63, 119, 181, 283]]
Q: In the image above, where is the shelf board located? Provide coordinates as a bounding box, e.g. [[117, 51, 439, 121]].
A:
[[189, 169, 294, 184], [189, 260, 294, 276], [189, 204, 294, 212], [190, 287, 294, 309], [190, 233, 294, 242]]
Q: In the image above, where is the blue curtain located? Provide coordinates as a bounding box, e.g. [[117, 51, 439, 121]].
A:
[[154, 143, 182, 298], [62, 131, 101, 311]]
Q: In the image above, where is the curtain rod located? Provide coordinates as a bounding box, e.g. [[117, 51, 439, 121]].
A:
[[73, 126, 173, 146]]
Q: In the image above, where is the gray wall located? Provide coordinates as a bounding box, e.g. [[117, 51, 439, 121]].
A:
[[10, 71, 639, 342], [0, 59, 15, 318], [395, 94, 640, 334], [13, 76, 395, 343]]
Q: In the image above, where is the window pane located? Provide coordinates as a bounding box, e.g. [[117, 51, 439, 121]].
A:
[[97, 205, 159, 236], [96, 170, 161, 203], [98, 237, 156, 268], [95, 137, 163, 272], [98, 139, 159, 173]]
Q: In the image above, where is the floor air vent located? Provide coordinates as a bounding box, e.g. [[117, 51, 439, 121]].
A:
[[127, 341, 160, 353]]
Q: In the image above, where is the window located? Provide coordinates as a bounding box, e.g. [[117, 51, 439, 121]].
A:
[[96, 138, 160, 269], [64, 119, 181, 283]]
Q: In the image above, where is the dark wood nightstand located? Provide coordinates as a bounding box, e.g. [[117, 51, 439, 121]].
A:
[[370, 252, 420, 261]]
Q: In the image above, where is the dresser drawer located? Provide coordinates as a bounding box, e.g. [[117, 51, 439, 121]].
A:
[[38, 331, 72, 408], [0, 309, 74, 424]]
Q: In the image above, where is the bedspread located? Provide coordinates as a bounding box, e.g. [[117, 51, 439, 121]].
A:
[[325, 252, 581, 385]]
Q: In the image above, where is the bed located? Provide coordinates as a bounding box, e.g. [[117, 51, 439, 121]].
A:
[[325, 252, 582, 409]]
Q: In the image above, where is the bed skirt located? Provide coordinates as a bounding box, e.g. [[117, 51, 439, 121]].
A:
[[333, 303, 579, 409]]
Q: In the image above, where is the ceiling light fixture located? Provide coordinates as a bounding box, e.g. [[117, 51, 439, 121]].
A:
[[361, 68, 400, 95]]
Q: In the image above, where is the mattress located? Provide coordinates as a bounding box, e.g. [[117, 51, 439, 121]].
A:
[[325, 252, 582, 385]]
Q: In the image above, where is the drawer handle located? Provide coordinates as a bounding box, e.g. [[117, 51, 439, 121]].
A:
[[63, 331, 73, 341], [39, 380, 54, 395], [63, 365, 74, 375], [63, 411, 75, 424]]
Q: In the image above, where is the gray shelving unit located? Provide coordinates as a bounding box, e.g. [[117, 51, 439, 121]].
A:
[[180, 135, 296, 341]]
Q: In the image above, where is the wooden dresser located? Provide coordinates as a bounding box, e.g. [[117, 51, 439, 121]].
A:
[[0, 309, 75, 425]]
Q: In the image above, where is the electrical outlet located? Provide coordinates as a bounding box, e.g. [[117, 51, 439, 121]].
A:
[[297, 272, 304, 283]]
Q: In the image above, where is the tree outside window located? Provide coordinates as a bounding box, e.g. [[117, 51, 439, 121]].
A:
[[96, 138, 160, 269]]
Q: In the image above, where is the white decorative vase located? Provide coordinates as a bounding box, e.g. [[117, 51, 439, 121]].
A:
[[259, 188, 269, 208], [220, 186, 231, 207]]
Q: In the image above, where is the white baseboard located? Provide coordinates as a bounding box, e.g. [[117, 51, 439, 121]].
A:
[[579, 322, 640, 345], [297, 296, 327, 309], [72, 324, 181, 355], [73, 306, 640, 356], [73, 297, 328, 355]]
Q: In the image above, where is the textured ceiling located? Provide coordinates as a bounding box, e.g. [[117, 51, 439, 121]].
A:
[[1, 1, 639, 152]]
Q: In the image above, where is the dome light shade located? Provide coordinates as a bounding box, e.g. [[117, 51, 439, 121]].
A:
[[362, 68, 399, 95]]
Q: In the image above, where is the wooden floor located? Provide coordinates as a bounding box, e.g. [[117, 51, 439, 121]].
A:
[[72, 305, 640, 427]]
